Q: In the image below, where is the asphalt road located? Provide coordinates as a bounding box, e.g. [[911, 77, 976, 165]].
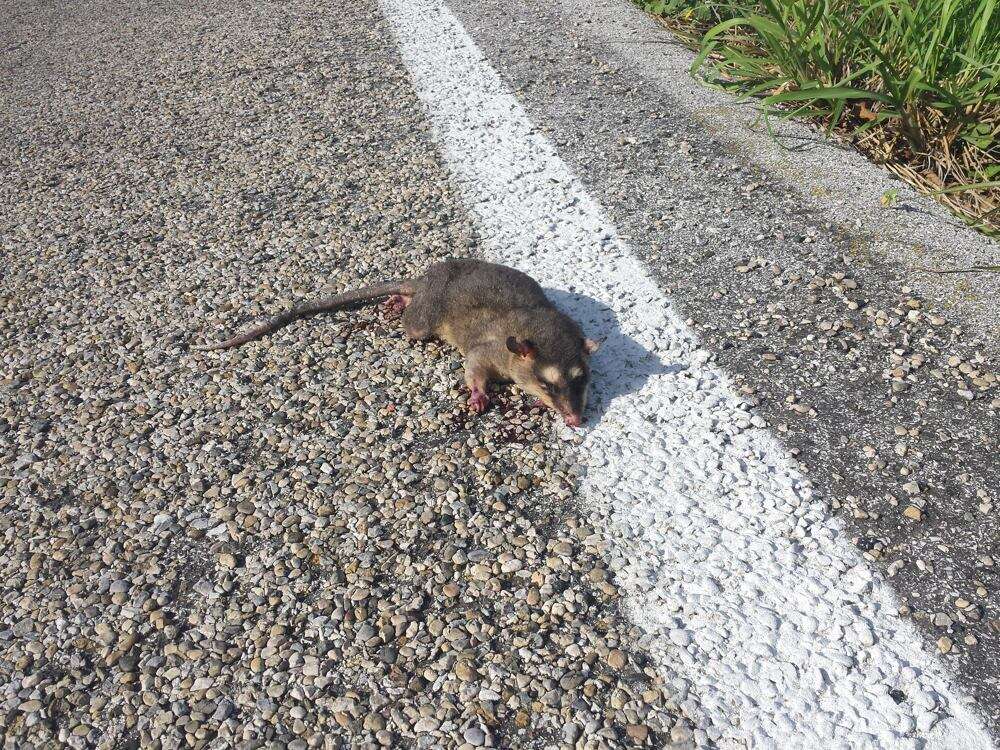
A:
[[1, 0, 998, 748], [439, 0, 1000, 741]]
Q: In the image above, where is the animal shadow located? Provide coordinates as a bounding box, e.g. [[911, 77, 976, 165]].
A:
[[544, 287, 683, 425]]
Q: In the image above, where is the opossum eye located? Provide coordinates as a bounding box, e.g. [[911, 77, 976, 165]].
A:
[[539, 380, 561, 397]]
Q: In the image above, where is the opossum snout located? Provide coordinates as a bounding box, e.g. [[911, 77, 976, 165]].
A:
[[528, 362, 591, 427], [508, 332, 599, 426]]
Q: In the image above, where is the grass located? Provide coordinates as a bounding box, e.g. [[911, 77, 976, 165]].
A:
[[638, 0, 1000, 235]]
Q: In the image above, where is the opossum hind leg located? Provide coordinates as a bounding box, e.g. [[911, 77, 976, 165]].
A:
[[401, 296, 436, 341], [383, 294, 411, 317]]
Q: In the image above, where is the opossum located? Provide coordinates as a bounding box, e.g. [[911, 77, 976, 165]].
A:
[[194, 257, 600, 426]]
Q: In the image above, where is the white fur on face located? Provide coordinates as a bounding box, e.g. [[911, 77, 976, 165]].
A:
[[568, 366, 583, 379], [539, 365, 561, 384]]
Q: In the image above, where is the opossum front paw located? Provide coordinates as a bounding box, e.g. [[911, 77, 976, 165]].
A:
[[468, 388, 490, 413]]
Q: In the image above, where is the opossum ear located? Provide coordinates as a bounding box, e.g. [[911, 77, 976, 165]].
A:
[[583, 338, 601, 355], [506, 336, 537, 359]]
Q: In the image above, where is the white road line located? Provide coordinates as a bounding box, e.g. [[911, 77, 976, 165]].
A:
[[377, 1, 992, 747]]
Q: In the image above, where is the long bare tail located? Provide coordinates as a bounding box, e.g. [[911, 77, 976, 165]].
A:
[[192, 280, 409, 351]]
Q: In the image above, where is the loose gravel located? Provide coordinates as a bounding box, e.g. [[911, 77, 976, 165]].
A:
[[0, 0, 686, 747]]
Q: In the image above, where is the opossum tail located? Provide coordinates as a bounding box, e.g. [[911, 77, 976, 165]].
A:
[[191, 280, 410, 351]]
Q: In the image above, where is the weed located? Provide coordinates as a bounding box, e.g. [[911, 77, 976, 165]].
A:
[[881, 188, 900, 206], [638, 0, 1000, 234]]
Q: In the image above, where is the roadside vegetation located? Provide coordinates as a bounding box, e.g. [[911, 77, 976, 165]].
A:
[[638, 0, 1000, 235]]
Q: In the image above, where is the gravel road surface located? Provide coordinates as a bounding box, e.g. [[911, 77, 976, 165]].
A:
[[2, 0, 998, 747], [441, 0, 1000, 741], [1, 1, 685, 747]]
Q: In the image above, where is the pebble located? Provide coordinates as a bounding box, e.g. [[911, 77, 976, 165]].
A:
[[414, 718, 441, 733], [564, 722, 583, 743], [607, 649, 627, 670], [464, 726, 486, 746], [626, 724, 650, 742]]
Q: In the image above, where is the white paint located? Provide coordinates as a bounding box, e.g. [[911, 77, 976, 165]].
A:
[[377, 0, 992, 747]]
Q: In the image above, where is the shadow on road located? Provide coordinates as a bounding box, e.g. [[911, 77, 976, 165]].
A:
[[544, 287, 684, 424]]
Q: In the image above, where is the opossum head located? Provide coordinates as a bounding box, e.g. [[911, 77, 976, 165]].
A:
[[506, 329, 600, 427]]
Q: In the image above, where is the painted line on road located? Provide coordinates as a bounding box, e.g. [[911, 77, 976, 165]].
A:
[[376, 0, 991, 746]]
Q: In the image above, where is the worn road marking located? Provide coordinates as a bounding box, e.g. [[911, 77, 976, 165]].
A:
[[377, 0, 991, 746]]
